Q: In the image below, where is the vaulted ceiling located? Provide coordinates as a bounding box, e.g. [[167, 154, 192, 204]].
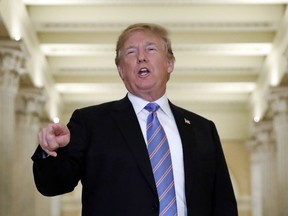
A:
[[1, 0, 288, 122]]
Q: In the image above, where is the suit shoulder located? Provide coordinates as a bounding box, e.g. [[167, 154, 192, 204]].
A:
[[77, 101, 117, 113], [170, 103, 213, 124], [70, 96, 130, 118]]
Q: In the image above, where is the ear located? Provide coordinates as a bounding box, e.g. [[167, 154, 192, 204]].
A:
[[167, 59, 174, 74]]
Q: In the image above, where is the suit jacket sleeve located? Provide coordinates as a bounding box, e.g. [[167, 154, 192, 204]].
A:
[[31, 109, 86, 196], [210, 121, 238, 215]]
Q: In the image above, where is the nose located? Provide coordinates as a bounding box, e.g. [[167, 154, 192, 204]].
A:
[[138, 56, 146, 62], [137, 50, 147, 63]]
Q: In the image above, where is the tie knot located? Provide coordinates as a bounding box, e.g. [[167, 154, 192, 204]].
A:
[[144, 103, 160, 113]]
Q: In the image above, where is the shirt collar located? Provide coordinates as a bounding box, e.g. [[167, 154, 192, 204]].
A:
[[127, 92, 173, 118]]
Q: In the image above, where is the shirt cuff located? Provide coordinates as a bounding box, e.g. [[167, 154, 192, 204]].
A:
[[41, 150, 50, 159]]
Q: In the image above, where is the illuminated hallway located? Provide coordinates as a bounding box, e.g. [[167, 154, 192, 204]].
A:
[[0, 1, 288, 215]]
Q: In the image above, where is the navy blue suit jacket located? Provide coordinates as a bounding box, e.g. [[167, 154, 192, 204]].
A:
[[32, 96, 238, 216]]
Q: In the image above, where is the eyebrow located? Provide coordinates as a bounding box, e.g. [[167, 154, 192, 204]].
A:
[[124, 41, 158, 50], [124, 45, 137, 50], [146, 42, 157, 46]]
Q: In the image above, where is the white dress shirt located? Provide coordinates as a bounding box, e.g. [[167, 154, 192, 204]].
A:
[[128, 92, 187, 216]]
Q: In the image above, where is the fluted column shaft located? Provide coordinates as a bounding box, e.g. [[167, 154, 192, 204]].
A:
[[0, 47, 24, 216], [12, 88, 45, 216], [260, 145, 278, 216], [269, 88, 288, 216], [246, 140, 263, 216], [247, 120, 279, 216], [255, 121, 278, 216]]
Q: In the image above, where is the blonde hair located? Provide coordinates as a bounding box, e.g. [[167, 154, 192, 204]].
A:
[[115, 23, 175, 66]]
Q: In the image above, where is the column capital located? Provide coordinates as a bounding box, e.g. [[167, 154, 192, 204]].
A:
[[0, 46, 27, 89], [268, 87, 288, 116], [16, 87, 47, 121], [246, 120, 276, 153]]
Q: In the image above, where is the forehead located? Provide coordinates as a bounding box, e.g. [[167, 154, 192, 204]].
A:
[[123, 30, 163, 47]]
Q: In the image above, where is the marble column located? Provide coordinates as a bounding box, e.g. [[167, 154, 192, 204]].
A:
[[13, 87, 45, 216], [268, 87, 288, 216], [0, 47, 24, 216], [246, 119, 279, 216], [254, 121, 279, 216], [246, 139, 263, 216]]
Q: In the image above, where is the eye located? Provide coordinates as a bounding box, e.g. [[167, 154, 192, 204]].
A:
[[126, 48, 136, 55], [147, 46, 157, 51]]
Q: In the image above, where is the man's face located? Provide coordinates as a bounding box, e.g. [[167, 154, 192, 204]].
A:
[[117, 30, 174, 101]]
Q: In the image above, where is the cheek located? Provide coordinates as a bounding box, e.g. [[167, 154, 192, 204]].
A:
[[118, 67, 133, 82], [117, 66, 124, 79], [123, 62, 137, 75], [118, 61, 130, 77]]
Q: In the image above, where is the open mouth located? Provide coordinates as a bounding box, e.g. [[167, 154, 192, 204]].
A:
[[138, 67, 150, 77]]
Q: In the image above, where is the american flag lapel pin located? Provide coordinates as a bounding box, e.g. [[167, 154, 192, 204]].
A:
[[184, 118, 190, 124]]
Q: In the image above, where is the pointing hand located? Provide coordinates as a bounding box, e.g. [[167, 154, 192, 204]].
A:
[[38, 123, 70, 157]]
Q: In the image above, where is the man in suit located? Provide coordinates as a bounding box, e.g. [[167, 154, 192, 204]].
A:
[[32, 23, 238, 216]]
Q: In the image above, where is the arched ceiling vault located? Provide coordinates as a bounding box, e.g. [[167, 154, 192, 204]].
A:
[[1, 0, 288, 121]]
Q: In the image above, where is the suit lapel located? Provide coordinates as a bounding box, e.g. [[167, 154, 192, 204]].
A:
[[110, 96, 158, 196], [170, 102, 197, 203], [110, 97, 197, 201]]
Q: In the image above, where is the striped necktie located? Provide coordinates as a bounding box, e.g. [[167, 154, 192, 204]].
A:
[[145, 103, 178, 216]]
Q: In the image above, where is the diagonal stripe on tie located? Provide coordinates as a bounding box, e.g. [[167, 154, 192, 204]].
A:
[[145, 103, 178, 216]]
